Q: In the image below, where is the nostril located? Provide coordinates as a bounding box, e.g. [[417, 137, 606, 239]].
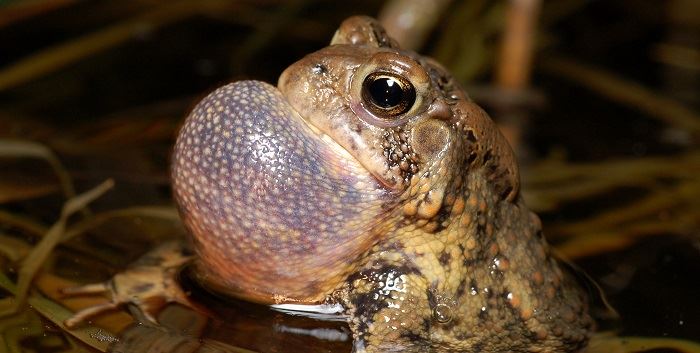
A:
[[312, 63, 327, 74], [427, 98, 452, 120]]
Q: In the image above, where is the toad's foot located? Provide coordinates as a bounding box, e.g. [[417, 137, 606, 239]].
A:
[[62, 241, 194, 328]]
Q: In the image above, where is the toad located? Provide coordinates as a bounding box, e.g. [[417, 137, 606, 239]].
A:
[[65, 16, 593, 352]]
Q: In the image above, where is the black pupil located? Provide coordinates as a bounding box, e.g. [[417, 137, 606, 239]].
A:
[[369, 77, 405, 109]]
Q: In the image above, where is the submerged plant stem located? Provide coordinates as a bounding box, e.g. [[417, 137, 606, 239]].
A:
[[12, 179, 114, 313]]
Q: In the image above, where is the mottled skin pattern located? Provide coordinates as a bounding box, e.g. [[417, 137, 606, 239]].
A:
[[172, 16, 593, 352]]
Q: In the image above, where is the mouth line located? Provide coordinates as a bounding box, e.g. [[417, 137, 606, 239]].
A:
[[289, 105, 395, 192]]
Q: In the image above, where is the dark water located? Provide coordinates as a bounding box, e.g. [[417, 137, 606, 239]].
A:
[[581, 236, 700, 340]]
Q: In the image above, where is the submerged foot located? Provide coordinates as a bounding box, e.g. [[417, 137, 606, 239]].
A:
[[62, 241, 193, 328]]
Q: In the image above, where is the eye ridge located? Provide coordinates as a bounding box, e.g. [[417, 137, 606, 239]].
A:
[[361, 72, 416, 118]]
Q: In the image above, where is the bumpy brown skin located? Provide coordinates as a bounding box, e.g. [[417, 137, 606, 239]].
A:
[[172, 16, 593, 352]]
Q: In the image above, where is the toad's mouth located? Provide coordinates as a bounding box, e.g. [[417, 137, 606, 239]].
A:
[[277, 85, 402, 194], [293, 108, 393, 191]]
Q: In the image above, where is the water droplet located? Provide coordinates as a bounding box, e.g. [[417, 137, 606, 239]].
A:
[[433, 303, 453, 324]]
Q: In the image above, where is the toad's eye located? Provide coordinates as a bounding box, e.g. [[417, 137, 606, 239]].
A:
[[361, 72, 416, 117]]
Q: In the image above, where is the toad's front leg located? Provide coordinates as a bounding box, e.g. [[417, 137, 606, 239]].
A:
[[62, 241, 193, 328]]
